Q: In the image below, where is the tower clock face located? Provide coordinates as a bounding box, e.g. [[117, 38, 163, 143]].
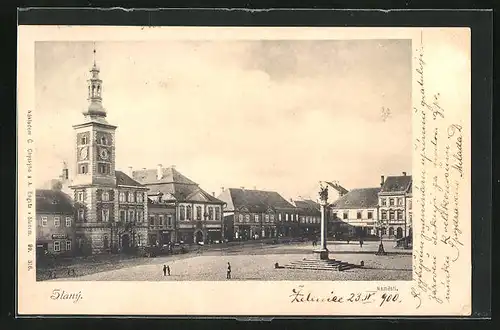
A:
[[79, 147, 88, 160], [99, 147, 109, 160]]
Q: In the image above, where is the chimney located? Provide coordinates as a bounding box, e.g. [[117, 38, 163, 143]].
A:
[[157, 164, 163, 180], [253, 186, 257, 190], [61, 161, 69, 181], [171, 164, 176, 169], [127, 166, 133, 177], [240, 186, 245, 190], [212, 192, 215, 197], [221, 187, 225, 193], [380, 175, 385, 187], [142, 167, 146, 171], [403, 172, 407, 176]]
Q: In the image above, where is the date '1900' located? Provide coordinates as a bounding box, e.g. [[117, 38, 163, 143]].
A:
[[289, 285, 401, 307]]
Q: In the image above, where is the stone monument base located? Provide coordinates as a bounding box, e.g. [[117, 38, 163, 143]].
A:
[[313, 248, 329, 260]]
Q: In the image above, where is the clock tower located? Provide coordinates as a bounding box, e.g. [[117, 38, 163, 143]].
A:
[[72, 47, 117, 187]]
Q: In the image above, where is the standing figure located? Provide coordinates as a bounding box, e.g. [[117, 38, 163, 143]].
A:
[[359, 237, 364, 248], [167, 265, 171, 276], [163, 264, 167, 276], [227, 262, 232, 280]]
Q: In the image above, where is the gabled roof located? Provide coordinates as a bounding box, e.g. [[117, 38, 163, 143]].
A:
[[380, 175, 412, 194], [217, 188, 296, 213], [132, 166, 198, 185], [36, 189, 75, 214], [115, 170, 146, 188], [331, 187, 381, 209], [294, 199, 321, 215], [133, 167, 223, 204]]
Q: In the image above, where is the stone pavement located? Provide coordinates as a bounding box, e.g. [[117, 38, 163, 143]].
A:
[[49, 241, 412, 282]]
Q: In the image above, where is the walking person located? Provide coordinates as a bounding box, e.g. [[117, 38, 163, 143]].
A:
[[167, 265, 171, 276], [163, 264, 167, 276], [226, 262, 231, 280], [359, 237, 364, 248]]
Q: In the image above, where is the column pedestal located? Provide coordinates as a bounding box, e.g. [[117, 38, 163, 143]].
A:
[[313, 249, 329, 260]]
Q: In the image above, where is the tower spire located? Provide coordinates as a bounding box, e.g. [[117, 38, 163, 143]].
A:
[[83, 42, 106, 118]]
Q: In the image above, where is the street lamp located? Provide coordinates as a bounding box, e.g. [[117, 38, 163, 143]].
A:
[[376, 204, 387, 255]]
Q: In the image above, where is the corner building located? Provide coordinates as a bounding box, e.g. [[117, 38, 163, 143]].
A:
[[69, 54, 148, 255]]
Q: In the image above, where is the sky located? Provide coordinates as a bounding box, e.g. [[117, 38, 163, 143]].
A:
[[35, 39, 412, 200]]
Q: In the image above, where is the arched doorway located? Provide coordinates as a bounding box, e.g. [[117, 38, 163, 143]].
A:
[[122, 234, 130, 251], [396, 227, 403, 239], [103, 235, 109, 250], [389, 227, 395, 237], [194, 230, 204, 244]]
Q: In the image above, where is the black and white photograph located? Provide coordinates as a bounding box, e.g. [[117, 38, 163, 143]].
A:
[[34, 39, 413, 282], [17, 24, 472, 316]]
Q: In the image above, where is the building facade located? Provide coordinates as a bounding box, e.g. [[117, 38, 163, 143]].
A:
[[330, 187, 380, 237], [217, 188, 298, 240], [36, 189, 76, 257], [68, 54, 149, 255], [292, 199, 321, 238], [132, 165, 225, 244], [378, 173, 412, 239], [147, 192, 176, 246]]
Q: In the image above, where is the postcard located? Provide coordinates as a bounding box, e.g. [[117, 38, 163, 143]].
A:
[[17, 25, 471, 316]]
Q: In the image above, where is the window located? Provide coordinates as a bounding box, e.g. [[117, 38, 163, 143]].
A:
[[409, 199, 412, 210], [389, 198, 395, 206], [149, 215, 155, 226], [78, 209, 85, 222], [128, 210, 135, 222], [41, 216, 48, 227], [380, 198, 387, 206], [54, 216, 60, 227], [367, 211, 373, 219], [98, 163, 110, 175], [120, 210, 126, 222], [136, 210, 143, 222], [332, 212, 337, 220], [77, 192, 84, 202], [119, 192, 126, 202], [245, 214, 250, 222], [270, 214, 275, 221], [409, 212, 412, 222], [215, 207, 220, 220], [127, 192, 135, 203], [343, 212, 348, 220], [381, 210, 387, 220], [102, 209, 109, 222], [208, 207, 214, 220], [102, 191, 110, 201], [397, 210, 403, 220], [254, 214, 259, 223], [137, 193, 143, 203], [285, 214, 289, 221], [398, 198, 404, 206], [81, 136, 88, 144], [158, 215, 164, 226], [278, 213, 282, 221], [65, 217, 72, 227], [66, 241, 71, 251], [167, 215, 172, 226], [100, 136, 107, 145], [389, 210, 395, 220], [78, 164, 88, 174], [53, 241, 60, 252], [179, 206, 185, 221], [196, 206, 202, 220], [356, 212, 362, 220], [238, 214, 243, 223], [265, 214, 270, 222]]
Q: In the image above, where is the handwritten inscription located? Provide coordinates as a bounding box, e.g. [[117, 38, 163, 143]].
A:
[[411, 41, 465, 309], [289, 285, 401, 307]]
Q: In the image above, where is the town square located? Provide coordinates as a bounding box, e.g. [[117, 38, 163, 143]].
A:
[[34, 39, 413, 281]]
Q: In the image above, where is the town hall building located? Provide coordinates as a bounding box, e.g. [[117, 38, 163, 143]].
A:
[[68, 50, 149, 255]]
